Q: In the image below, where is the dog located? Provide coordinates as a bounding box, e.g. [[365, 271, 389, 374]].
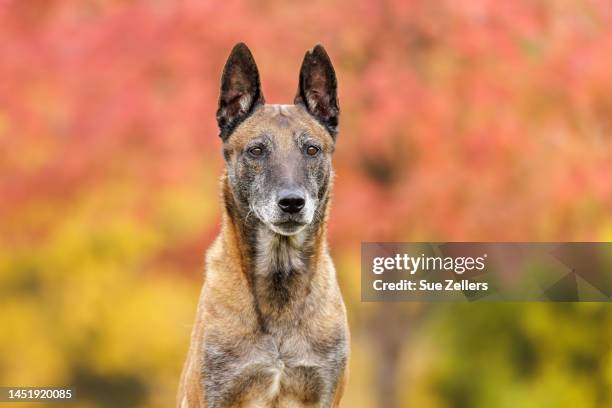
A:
[[177, 43, 349, 407]]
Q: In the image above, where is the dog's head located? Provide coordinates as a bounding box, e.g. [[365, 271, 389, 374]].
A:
[[217, 43, 339, 236]]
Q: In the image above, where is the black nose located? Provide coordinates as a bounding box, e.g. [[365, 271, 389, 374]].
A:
[[278, 191, 305, 214]]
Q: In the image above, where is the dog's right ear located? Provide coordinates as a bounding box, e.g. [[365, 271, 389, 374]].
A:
[[216, 43, 265, 140]]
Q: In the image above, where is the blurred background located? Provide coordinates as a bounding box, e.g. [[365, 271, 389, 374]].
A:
[[1, 0, 611, 407]]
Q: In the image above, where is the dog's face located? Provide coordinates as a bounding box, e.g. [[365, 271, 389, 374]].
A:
[[216, 44, 339, 236]]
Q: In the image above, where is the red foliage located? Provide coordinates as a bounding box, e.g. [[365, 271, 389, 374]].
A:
[[1, 0, 611, 253]]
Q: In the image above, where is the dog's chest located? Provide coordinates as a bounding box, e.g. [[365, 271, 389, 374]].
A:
[[204, 331, 333, 407], [261, 333, 327, 392]]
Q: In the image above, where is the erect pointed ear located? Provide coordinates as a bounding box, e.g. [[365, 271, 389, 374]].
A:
[[216, 43, 265, 140], [294, 45, 339, 137]]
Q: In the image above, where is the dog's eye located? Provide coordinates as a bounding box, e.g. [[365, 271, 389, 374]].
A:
[[306, 146, 319, 156], [248, 146, 264, 157]]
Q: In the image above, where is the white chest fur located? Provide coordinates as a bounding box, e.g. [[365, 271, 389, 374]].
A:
[[254, 227, 309, 277]]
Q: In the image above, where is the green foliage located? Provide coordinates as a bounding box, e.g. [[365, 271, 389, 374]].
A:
[[412, 304, 611, 408]]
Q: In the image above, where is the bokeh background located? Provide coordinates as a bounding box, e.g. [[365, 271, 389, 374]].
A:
[[1, 0, 611, 407]]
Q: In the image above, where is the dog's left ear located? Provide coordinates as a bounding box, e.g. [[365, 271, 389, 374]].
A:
[[295, 45, 339, 137]]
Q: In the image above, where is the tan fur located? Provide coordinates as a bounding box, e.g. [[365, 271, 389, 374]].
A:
[[178, 105, 349, 407]]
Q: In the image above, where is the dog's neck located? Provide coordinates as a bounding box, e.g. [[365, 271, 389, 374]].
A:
[[221, 175, 329, 331]]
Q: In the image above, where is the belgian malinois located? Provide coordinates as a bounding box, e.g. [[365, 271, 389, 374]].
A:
[[177, 43, 349, 407]]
